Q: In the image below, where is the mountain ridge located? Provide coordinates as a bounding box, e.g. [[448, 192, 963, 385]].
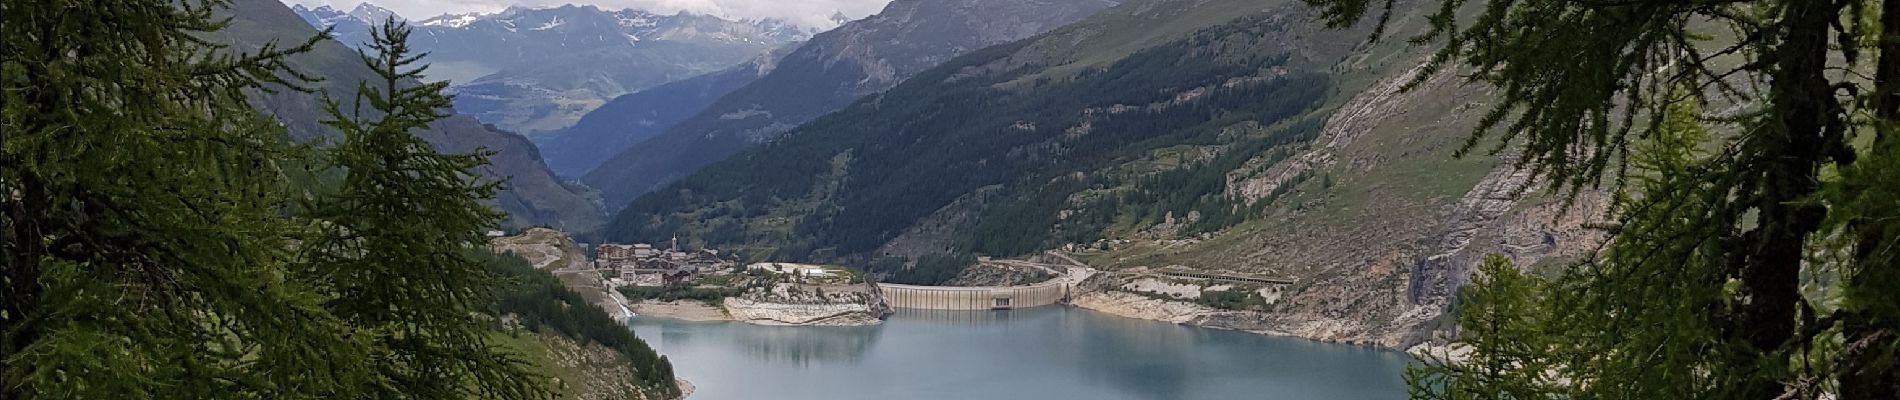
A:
[[535, 45, 795, 177], [290, 1, 814, 135], [235, 0, 606, 231], [577, 0, 1121, 208]]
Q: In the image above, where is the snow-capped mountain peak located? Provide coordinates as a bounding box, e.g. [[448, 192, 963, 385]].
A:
[[346, 2, 402, 24], [290, 2, 400, 31]]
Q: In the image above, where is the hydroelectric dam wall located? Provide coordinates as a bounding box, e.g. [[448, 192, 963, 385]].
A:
[[877, 281, 1070, 310]]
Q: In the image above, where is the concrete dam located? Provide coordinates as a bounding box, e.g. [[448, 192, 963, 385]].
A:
[[877, 281, 1071, 310]]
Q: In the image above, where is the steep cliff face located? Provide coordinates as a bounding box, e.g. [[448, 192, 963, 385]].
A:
[[222, 0, 603, 230], [581, 0, 1121, 208]]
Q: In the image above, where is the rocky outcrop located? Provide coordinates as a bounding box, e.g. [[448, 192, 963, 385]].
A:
[[1068, 270, 1314, 338], [723, 298, 886, 326], [1072, 290, 1222, 324], [722, 282, 890, 326], [1230, 64, 1449, 203]]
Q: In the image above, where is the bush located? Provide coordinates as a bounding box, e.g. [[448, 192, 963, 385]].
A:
[[1197, 289, 1264, 310]]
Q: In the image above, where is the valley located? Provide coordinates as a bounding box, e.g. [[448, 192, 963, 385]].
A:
[[291, 2, 819, 135], [589, 0, 1610, 354], [283, 0, 1614, 389], [14, 0, 1879, 397]]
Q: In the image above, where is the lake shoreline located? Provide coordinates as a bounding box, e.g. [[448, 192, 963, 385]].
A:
[[630, 306, 1415, 400], [630, 296, 1411, 354], [630, 300, 732, 322]]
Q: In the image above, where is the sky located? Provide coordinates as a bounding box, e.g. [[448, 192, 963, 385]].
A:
[[284, 0, 893, 29]]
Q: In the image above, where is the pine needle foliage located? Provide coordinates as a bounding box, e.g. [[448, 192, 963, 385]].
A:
[[6, 3, 677, 399], [1405, 256, 1559, 400], [2, 0, 368, 398], [1304, 0, 1899, 398], [299, 18, 548, 400]]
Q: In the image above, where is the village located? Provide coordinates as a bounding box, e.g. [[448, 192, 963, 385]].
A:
[[589, 238, 856, 290], [584, 238, 886, 326]]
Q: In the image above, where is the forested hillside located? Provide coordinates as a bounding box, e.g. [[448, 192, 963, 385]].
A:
[[608, 11, 1334, 258], [580, 0, 1120, 208], [603, 0, 1358, 257], [482, 251, 678, 399]]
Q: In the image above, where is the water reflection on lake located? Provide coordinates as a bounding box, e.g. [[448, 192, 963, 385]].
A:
[[629, 307, 1412, 400]]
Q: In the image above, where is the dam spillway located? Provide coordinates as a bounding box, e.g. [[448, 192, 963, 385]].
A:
[[877, 281, 1070, 310]]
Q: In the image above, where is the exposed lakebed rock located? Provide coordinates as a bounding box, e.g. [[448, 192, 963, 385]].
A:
[[722, 282, 890, 326]]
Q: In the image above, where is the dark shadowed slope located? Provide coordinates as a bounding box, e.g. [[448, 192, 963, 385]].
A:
[[535, 46, 794, 177], [580, 0, 1120, 209]]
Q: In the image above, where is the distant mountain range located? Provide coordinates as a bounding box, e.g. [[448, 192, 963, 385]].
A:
[[569, 0, 1120, 206], [240, 0, 607, 231], [533, 45, 793, 177], [289, 2, 828, 135]]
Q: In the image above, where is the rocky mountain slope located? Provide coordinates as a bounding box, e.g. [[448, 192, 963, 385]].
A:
[[292, 2, 815, 135], [579, 0, 1121, 208], [602, 0, 1610, 349], [534, 46, 794, 177], [226, 0, 603, 230]]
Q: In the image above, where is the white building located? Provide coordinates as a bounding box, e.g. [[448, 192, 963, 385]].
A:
[[746, 262, 835, 278]]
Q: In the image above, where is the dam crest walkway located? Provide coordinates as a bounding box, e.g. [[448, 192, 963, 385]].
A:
[[877, 258, 1095, 310]]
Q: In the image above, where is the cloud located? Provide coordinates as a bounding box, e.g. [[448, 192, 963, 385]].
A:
[[285, 0, 892, 28]]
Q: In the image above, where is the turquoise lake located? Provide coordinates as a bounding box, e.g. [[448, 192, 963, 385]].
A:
[[629, 306, 1413, 400]]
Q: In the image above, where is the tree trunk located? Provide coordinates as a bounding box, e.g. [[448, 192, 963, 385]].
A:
[[1, 177, 43, 400], [1729, 1, 1840, 398]]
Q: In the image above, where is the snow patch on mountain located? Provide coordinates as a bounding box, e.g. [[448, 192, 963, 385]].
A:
[[531, 16, 564, 31], [421, 12, 484, 28]]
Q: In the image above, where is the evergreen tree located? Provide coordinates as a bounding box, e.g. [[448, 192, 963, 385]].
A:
[[1, 1, 372, 399], [299, 19, 548, 400], [1306, 0, 1898, 398], [1404, 256, 1558, 400]]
